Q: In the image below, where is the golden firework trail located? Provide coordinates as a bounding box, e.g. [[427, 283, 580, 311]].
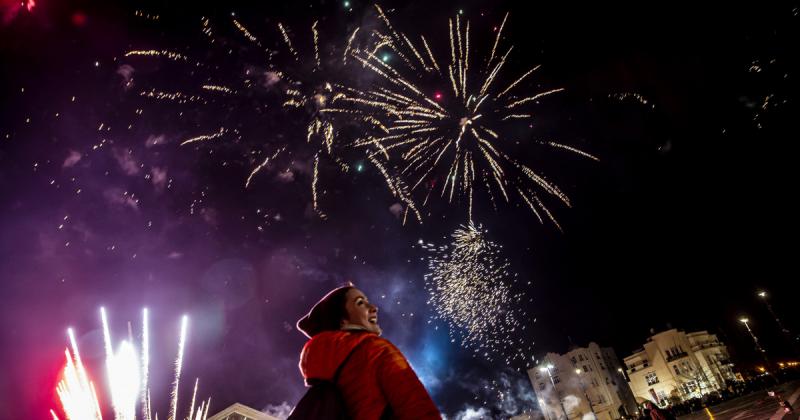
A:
[[180, 127, 226, 146], [124, 50, 189, 62], [245, 147, 285, 189], [346, 6, 596, 227]]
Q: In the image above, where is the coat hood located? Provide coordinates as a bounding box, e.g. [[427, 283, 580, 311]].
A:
[[299, 330, 376, 385]]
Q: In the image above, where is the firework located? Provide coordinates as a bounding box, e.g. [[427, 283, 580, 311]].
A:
[[274, 20, 376, 218], [168, 315, 188, 420], [141, 309, 150, 420], [54, 329, 103, 420], [125, 16, 379, 220], [108, 341, 139, 420], [348, 6, 596, 227], [52, 309, 206, 420], [421, 223, 534, 364]]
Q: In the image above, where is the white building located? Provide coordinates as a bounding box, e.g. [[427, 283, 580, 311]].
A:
[[511, 412, 546, 420], [528, 342, 639, 420], [623, 329, 736, 407], [207, 403, 280, 420]]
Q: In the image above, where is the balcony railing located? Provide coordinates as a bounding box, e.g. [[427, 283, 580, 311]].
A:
[[666, 351, 689, 362]]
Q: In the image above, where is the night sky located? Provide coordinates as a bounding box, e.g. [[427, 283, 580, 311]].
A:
[[2, 1, 799, 419]]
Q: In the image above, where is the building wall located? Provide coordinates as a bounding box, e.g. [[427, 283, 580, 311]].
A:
[[206, 403, 279, 420], [528, 343, 638, 420], [510, 412, 545, 420], [623, 329, 736, 408]]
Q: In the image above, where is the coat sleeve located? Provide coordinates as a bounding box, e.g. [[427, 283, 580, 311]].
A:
[[374, 339, 441, 420]]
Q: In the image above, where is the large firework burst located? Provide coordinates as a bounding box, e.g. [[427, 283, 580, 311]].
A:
[[421, 223, 535, 365], [349, 6, 597, 228]]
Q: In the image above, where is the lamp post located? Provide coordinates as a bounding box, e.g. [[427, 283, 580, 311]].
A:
[[617, 366, 629, 382], [740, 317, 770, 365], [540, 364, 568, 420], [575, 369, 598, 419]]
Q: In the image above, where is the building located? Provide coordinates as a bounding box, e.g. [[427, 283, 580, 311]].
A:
[[207, 403, 280, 420], [528, 342, 639, 420], [510, 412, 546, 420], [623, 329, 736, 407]]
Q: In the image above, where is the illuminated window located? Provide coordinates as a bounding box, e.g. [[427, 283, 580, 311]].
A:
[[656, 390, 668, 405], [645, 372, 659, 385]]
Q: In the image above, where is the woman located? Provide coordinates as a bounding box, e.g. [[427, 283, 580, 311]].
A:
[[644, 401, 676, 420], [296, 284, 441, 420]]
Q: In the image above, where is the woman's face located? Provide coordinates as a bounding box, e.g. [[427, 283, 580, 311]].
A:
[[341, 288, 381, 334]]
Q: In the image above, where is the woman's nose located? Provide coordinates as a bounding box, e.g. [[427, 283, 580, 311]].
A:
[[368, 303, 378, 312]]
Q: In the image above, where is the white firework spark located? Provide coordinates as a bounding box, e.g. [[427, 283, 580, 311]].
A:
[[421, 223, 534, 364]]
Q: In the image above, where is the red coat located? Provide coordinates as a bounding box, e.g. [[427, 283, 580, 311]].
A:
[[299, 330, 441, 420]]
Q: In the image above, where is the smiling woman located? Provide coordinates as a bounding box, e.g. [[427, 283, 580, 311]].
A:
[[292, 285, 441, 420]]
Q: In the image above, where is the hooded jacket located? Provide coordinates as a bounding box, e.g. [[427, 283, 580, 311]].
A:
[[299, 330, 441, 420]]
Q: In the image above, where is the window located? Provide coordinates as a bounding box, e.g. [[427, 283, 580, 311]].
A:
[[645, 372, 659, 385], [583, 365, 589, 373], [656, 390, 668, 405], [673, 365, 681, 375], [570, 356, 577, 365], [579, 355, 585, 361], [553, 376, 561, 384], [539, 382, 546, 390], [600, 363, 606, 370], [685, 380, 697, 393], [606, 377, 610, 384]]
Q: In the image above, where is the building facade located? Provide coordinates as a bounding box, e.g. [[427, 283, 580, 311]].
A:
[[207, 403, 280, 420], [528, 342, 639, 420], [623, 329, 736, 407]]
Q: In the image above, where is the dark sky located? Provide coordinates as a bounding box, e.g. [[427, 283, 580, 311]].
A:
[[1, 1, 799, 419]]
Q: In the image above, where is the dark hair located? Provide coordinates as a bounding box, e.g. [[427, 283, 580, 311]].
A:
[[296, 285, 354, 338]]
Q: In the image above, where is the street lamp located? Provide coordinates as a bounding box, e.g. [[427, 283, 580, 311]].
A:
[[575, 369, 597, 419], [616, 366, 629, 382], [540, 364, 568, 420], [740, 316, 770, 365]]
